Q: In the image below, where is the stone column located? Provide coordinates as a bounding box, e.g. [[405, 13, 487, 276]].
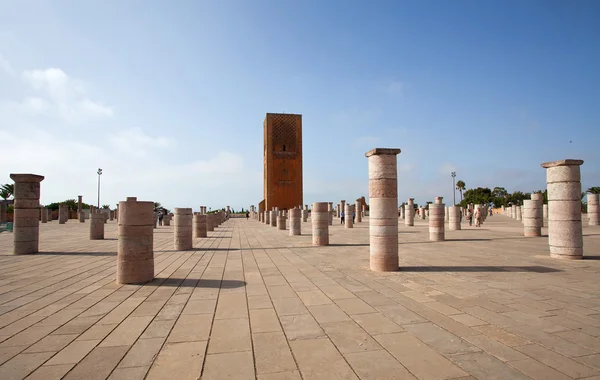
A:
[[41, 208, 47, 223], [445, 207, 449, 222], [289, 208, 301, 236], [163, 214, 171, 226], [543, 204, 548, 226], [79, 211, 85, 222], [153, 212, 158, 228], [355, 199, 362, 223], [10, 174, 44, 255], [77, 195, 82, 215], [449, 206, 461, 230], [429, 197, 445, 241], [531, 193, 544, 228], [542, 159, 584, 259], [174, 208, 193, 250], [345, 204, 353, 228], [366, 148, 400, 272], [114, 197, 154, 284], [45, 208, 51, 222], [264, 211, 270, 225], [340, 200, 346, 220], [303, 205, 309, 222], [418, 207, 424, 220], [362, 205, 366, 217], [588, 194, 599, 226], [405, 198, 415, 226], [515, 206, 522, 221], [90, 210, 105, 240], [327, 202, 333, 225], [277, 214, 286, 230], [512, 205, 517, 219], [58, 204, 67, 224], [270, 210, 277, 227], [207, 214, 214, 231], [311, 202, 329, 246], [523, 199, 542, 237], [0, 202, 6, 223], [337, 203, 341, 217], [399, 206, 404, 220], [193, 213, 207, 238]]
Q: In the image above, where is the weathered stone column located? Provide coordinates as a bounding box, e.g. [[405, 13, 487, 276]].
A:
[[399, 206, 404, 220], [193, 213, 207, 238], [264, 211, 270, 225], [515, 206, 522, 221], [207, 214, 214, 231], [523, 199, 542, 237], [270, 210, 277, 227], [303, 205, 309, 222], [531, 193, 544, 229], [366, 148, 400, 272], [77, 195, 82, 215], [79, 211, 85, 222], [362, 205, 366, 217], [289, 208, 301, 236], [445, 207, 449, 222], [340, 200, 346, 221], [58, 204, 67, 224], [429, 197, 445, 241], [355, 199, 362, 223], [311, 202, 329, 246], [90, 210, 105, 240], [344, 204, 353, 228], [153, 212, 158, 228], [449, 206, 461, 230], [277, 214, 286, 230], [174, 208, 193, 250], [588, 194, 599, 226], [41, 208, 47, 223], [542, 159, 584, 259], [10, 174, 44, 255], [163, 214, 171, 226], [327, 202, 333, 225], [418, 207, 424, 220], [511, 205, 517, 219], [543, 204, 548, 226], [115, 197, 154, 284], [405, 198, 415, 226]]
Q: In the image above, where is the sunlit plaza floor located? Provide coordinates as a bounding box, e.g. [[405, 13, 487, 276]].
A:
[[0, 215, 599, 380]]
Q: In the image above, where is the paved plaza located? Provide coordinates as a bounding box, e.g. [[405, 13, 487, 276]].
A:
[[0, 216, 599, 380]]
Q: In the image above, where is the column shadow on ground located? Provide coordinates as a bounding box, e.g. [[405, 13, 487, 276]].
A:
[[36, 251, 116, 256], [399, 266, 562, 273], [158, 248, 239, 252], [147, 278, 246, 288]]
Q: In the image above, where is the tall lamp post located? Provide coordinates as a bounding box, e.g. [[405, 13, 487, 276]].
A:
[[97, 168, 103, 208], [451, 171, 456, 206]]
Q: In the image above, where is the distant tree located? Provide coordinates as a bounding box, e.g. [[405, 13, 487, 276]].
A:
[[102, 204, 110, 209], [587, 187, 600, 194], [0, 184, 14, 200], [153, 202, 161, 212], [461, 187, 493, 207], [456, 180, 466, 203]]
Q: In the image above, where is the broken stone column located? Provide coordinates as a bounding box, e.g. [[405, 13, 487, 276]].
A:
[[340, 200, 346, 220], [312, 202, 329, 246], [163, 214, 171, 226], [543, 204, 548, 226], [523, 199, 542, 237], [58, 204, 68, 224], [90, 210, 105, 240], [366, 148, 400, 272], [445, 207, 449, 222], [79, 211, 85, 222], [515, 206, 522, 221], [174, 208, 193, 250], [429, 197, 445, 241], [193, 213, 207, 238], [207, 214, 214, 231], [511, 205, 517, 219], [355, 199, 362, 223], [327, 202, 333, 225], [77, 195, 82, 215], [289, 208, 301, 236], [405, 198, 415, 226], [399, 206, 404, 220], [277, 214, 286, 230], [153, 212, 158, 228], [10, 174, 44, 255], [531, 193, 544, 229], [109, 210, 114, 221], [542, 159, 584, 259], [116, 197, 154, 284], [41, 208, 47, 223], [449, 206, 461, 230], [264, 211, 270, 225], [418, 207, 424, 220], [270, 210, 277, 227], [345, 204, 353, 228], [303, 205, 309, 222], [588, 194, 599, 226]]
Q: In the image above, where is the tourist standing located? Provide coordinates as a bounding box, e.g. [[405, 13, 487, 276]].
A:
[[340, 210, 345, 224]]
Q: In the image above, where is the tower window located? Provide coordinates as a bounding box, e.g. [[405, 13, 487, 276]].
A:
[[282, 145, 286, 152]]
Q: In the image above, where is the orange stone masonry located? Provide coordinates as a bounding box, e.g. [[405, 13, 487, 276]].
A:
[[89, 210, 104, 240], [542, 159, 584, 259], [311, 202, 329, 246], [429, 197, 445, 241], [289, 208, 301, 235], [174, 208, 193, 251], [10, 173, 44, 255], [355, 199, 362, 223], [193, 213, 207, 238], [116, 197, 154, 284], [366, 148, 401, 272]]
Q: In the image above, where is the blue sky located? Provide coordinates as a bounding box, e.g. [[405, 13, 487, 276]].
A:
[[1, 0, 599, 210]]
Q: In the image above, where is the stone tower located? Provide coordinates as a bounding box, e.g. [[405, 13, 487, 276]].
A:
[[263, 113, 303, 211]]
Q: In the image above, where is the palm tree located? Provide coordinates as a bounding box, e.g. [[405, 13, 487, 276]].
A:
[[153, 202, 161, 212], [586, 186, 600, 194], [456, 180, 466, 202], [0, 184, 14, 200]]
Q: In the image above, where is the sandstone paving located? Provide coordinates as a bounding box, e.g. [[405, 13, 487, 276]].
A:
[[0, 216, 597, 379]]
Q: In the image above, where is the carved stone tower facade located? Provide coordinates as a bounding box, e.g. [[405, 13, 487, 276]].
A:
[[263, 113, 303, 211]]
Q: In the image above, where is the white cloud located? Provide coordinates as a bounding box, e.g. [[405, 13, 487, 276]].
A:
[[0, 53, 14, 75], [109, 128, 175, 158], [18, 67, 113, 123]]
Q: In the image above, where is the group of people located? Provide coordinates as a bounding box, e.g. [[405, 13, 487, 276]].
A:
[[466, 207, 483, 227], [339, 209, 356, 224]]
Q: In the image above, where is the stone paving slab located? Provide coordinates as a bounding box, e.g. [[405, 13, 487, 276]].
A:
[[0, 215, 599, 379]]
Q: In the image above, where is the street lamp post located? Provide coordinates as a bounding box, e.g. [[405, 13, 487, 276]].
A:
[[97, 168, 103, 208], [451, 171, 456, 206]]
